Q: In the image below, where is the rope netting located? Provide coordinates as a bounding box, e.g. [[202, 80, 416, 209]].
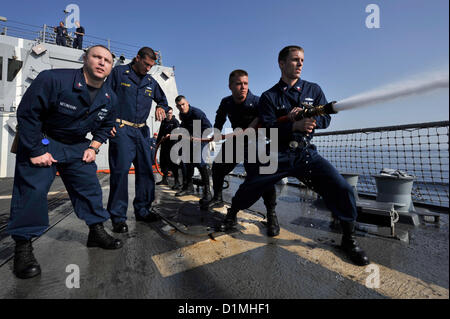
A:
[[314, 121, 449, 208]]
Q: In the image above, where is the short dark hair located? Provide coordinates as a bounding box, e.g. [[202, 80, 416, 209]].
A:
[[278, 45, 304, 62], [137, 47, 157, 61], [167, 106, 173, 112], [229, 69, 248, 85], [85, 45, 113, 60], [175, 95, 186, 104]]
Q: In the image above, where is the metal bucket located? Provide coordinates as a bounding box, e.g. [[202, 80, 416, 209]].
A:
[[373, 175, 415, 212], [341, 172, 359, 201]]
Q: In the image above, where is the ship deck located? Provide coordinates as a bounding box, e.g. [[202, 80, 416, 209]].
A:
[[0, 173, 448, 299]]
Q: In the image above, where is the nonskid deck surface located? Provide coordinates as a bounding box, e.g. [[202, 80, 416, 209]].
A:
[[0, 174, 448, 299]]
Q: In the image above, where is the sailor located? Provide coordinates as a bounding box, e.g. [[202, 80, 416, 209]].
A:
[[174, 95, 213, 208], [150, 132, 158, 162], [220, 45, 370, 266], [54, 21, 68, 46], [72, 21, 85, 50], [6, 45, 123, 279], [107, 47, 169, 233], [206, 69, 279, 236], [156, 107, 183, 189]]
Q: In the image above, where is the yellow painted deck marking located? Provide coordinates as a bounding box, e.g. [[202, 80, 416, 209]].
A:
[[0, 191, 65, 200], [152, 223, 266, 278]]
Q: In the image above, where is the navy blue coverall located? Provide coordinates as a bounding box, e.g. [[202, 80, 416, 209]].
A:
[[7, 68, 117, 240], [73, 26, 85, 49], [150, 136, 158, 162], [55, 26, 67, 46], [157, 116, 182, 177], [213, 90, 276, 207], [231, 79, 357, 222], [107, 63, 168, 223], [179, 106, 212, 181]]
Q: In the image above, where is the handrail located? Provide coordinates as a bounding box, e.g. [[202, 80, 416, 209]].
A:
[[315, 121, 449, 136], [0, 18, 162, 64]]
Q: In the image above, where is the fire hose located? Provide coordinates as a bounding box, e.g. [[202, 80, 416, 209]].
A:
[[153, 101, 338, 177]]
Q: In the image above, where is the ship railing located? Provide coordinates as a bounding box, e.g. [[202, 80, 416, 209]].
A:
[[0, 19, 162, 64], [313, 121, 449, 209]]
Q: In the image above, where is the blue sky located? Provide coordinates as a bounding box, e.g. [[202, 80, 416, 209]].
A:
[[2, 0, 448, 131]]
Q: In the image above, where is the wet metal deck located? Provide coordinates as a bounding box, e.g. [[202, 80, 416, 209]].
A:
[[0, 174, 448, 299]]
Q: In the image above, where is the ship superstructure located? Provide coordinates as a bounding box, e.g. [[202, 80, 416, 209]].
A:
[[0, 25, 179, 177]]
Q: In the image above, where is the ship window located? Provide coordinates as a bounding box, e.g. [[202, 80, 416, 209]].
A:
[[160, 72, 169, 81], [7, 58, 23, 82], [0, 57, 3, 81]]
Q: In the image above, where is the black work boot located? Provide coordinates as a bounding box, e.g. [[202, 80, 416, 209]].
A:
[[175, 182, 194, 196], [171, 180, 182, 190], [171, 169, 181, 190], [171, 169, 182, 190], [219, 207, 239, 232], [135, 208, 160, 223], [206, 191, 223, 207], [13, 240, 41, 279], [112, 221, 128, 233], [198, 166, 213, 209], [266, 207, 280, 237], [340, 220, 370, 266], [87, 223, 123, 249], [156, 175, 169, 185]]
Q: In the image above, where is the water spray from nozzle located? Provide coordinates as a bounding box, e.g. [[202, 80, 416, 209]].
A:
[[333, 70, 449, 113], [276, 69, 448, 124]]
